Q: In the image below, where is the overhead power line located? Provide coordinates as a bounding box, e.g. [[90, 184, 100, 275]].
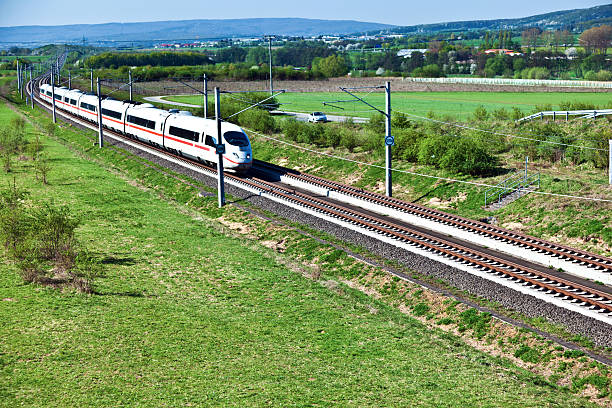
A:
[[243, 127, 612, 203]]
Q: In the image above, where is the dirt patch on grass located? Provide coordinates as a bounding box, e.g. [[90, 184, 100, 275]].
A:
[[427, 192, 468, 209]]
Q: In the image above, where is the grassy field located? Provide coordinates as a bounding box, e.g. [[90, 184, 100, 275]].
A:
[[166, 91, 612, 120], [0, 95, 606, 406]]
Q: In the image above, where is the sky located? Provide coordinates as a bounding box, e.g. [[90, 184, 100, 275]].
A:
[[0, 0, 609, 27]]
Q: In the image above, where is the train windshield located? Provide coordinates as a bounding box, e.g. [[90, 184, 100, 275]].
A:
[[224, 131, 249, 147]]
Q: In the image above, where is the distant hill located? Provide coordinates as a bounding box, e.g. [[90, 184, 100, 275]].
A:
[[0, 18, 393, 46], [390, 4, 612, 34]]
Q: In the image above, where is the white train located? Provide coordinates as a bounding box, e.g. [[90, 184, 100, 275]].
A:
[[38, 83, 252, 172]]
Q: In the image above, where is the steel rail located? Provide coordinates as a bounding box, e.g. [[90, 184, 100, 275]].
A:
[[253, 160, 612, 273]]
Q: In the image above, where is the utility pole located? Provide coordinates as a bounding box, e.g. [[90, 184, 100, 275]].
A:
[[16, 60, 20, 95], [97, 77, 103, 148], [128, 70, 133, 100], [268, 36, 273, 96], [384, 81, 392, 197], [19, 62, 24, 99], [19, 64, 27, 99], [215, 87, 225, 207], [203, 73, 208, 118], [609, 140, 612, 185], [68, 70, 71, 90], [51, 70, 56, 123], [29, 66, 33, 109], [90, 68, 94, 92], [326, 82, 394, 196], [57, 61, 60, 86]]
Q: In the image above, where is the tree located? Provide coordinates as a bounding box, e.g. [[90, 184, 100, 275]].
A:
[[246, 47, 269, 65], [312, 55, 348, 78], [522, 28, 540, 49], [579, 25, 612, 55]]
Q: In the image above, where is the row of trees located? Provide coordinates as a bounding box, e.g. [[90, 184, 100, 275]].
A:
[[579, 25, 612, 54], [85, 51, 213, 68]]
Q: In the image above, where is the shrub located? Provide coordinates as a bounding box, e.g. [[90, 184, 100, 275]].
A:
[[0, 180, 30, 254], [438, 138, 497, 176], [393, 128, 425, 163], [595, 70, 612, 81], [324, 126, 342, 148], [341, 130, 358, 152], [32, 202, 80, 269], [511, 107, 524, 121], [492, 108, 509, 120], [34, 153, 51, 184], [417, 134, 454, 166], [392, 112, 411, 129], [366, 113, 385, 134], [237, 108, 276, 134], [412, 64, 443, 78], [281, 118, 304, 141], [472, 105, 489, 121], [584, 70, 597, 81]]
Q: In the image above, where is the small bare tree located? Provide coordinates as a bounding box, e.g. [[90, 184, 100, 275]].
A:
[[34, 153, 51, 185]]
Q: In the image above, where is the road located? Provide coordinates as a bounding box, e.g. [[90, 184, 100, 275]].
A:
[[143, 96, 369, 123]]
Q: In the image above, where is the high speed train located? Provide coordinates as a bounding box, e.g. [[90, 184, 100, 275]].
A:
[[38, 83, 252, 172]]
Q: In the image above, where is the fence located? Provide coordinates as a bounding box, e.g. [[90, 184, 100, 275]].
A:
[[404, 77, 612, 89], [484, 171, 541, 207], [518, 109, 612, 122]]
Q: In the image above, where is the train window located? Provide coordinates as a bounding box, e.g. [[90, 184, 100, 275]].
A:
[[54, 94, 61, 100], [70, 99, 77, 105], [46, 91, 52, 96], [169, 126, 199, 142], [205, 135, 216, 147], [80, 102, 96, 112], [224, 131, 249, 147], [64, 97, 70, 102], [101, 108, 122, 120], [127, 115, 155, 130]]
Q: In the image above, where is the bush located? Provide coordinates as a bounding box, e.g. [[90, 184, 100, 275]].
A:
[[0, 183, 101, 292], [417, 134, 453, 166], [237, 108, 276, 134], [281, 118, 304, 141], [366, 113, 385, 134], [595, 70, 612, 81], [492, 108, 509, 120], [393, 128, 425, 163], [438, 138, 497, 176], [324, 126, 342, 148], [411, 64, 443, 78], [511, 107, 524, 121], [392, 112, 411, 129], [472, 105, 489, 121], [341, 130, 358, 152]]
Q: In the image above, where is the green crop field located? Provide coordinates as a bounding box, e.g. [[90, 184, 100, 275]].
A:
[[0, 98, 603, 406], [165, 91, 612, 120]]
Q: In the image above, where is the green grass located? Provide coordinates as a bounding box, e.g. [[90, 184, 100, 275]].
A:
[[166, 91, 612, 120], [0, 55, 50, 63], [0, 98, 601, 406]]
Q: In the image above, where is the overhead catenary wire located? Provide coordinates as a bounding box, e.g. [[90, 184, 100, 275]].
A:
[[243, 127, 612, 203]]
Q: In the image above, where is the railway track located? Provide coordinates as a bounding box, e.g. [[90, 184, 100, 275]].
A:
[[252, 160, 612, 279], [28, 75, 612, 328]]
